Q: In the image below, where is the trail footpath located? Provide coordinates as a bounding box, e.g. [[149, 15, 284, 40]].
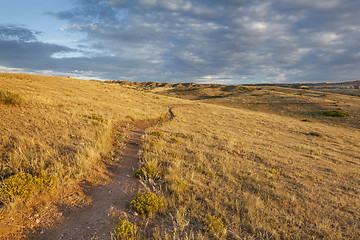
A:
[[29, 124, 148, 240]]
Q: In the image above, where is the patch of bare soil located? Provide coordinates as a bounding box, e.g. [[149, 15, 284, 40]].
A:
[[28, 125, 148, 240]]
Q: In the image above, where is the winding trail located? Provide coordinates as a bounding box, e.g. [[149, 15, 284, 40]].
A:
[[28, 108, 177, 240], [29, 125, 148, 240]]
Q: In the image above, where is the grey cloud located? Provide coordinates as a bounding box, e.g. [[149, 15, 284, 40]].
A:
[[0, 39, 73, 69], [4, 1, 360, 83], [0, 24, 40, 42], [47, 0, 123, 25], [0, 25, 80, 72]]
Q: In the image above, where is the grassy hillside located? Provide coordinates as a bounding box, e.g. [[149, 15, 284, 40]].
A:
[[115, 80, 359, 129], [0, 73, 180, 238], [0, 74, 359, 239], [198, 86, 360, 130], [141, 103, 360, 239]]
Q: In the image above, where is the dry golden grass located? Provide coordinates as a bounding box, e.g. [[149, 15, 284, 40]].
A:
[[142, 82, 359, 130], [0, 73, 173, 181], [140, 103, 360, 239], [198, 86, 360, 130], [0, 73, 181, 238], [1, 73, 359, 239]]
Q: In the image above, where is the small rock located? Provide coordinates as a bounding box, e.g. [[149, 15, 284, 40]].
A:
[[126, 175, 131, 178]]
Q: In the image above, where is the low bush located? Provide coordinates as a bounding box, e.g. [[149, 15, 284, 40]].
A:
[[0, 173, 55, 203], [151, 131, 163, 138], [203, 215, 227, 237], [130, 192, 164, 218], [269, 168, 280, 175], [0, 89, 23, 105], [112, 217, 139, 240], [197, 95, 226, 100], [323, 110, 350, 117]]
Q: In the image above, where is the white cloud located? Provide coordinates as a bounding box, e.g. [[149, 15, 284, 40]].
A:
[[0, 65, 24, 72], [312, 32, 341, 46], [250, 21, 268, 32]]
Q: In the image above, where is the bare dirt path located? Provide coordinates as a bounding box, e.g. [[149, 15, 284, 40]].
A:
[[29, 125, 147, 240]]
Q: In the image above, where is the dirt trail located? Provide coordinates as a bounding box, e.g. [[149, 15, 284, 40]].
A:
[[29, 125, 147, 240]]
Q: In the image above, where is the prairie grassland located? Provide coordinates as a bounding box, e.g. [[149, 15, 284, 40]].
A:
[[1, 73, 359, 239], [197, 86, 360, 130], [141, 103, 360, 239], [0, 73, 179, 238]]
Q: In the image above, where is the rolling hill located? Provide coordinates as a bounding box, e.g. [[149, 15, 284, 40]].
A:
[[0, 73, 359, 239]]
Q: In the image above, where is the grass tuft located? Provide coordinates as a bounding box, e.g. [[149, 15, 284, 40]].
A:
[[125, 115, 135, 121], [134, 165, 161, 180], [0, 89, 23, 105], [88, 113, 105, 125]]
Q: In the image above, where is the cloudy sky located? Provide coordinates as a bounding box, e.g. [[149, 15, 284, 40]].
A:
[[0, 0, 359, 84]]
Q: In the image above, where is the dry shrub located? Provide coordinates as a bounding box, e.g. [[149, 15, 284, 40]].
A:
[[0, 89, 23, 105]]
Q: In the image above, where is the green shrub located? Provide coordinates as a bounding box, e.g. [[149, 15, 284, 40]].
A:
[[130, 192, 164, 218], [203, 215, 227, 237], [269, 168, 280, 175], [112, 217, 138, 240], [0, 89, 23, 105], [198, 95, 224, 99], [151, 131, 164, 138], [0, 173, 55, 203], [134, 165, 161, 180], [323, 110, 350, 117]]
